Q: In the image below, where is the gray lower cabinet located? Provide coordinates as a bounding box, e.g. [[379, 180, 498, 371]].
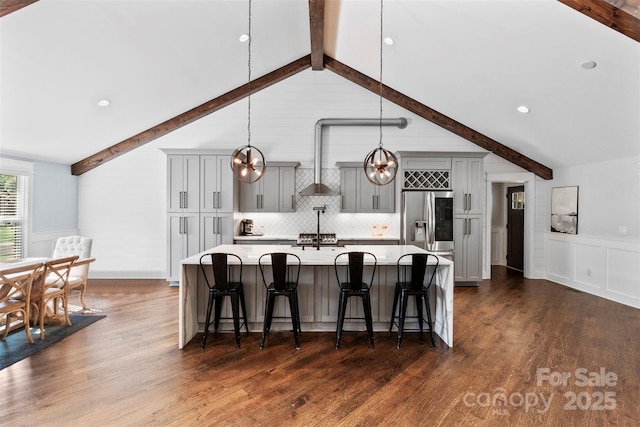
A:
[[167, 213, 199, 281], [239, 162, 299, 212], [233, 239, 296, 245], [337, 239, 400, 246], [201, 213, 234, 251], [453, 215, 482, 283]]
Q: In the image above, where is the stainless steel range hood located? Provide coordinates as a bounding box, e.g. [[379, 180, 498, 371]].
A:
[[299, 117, 408, 196]]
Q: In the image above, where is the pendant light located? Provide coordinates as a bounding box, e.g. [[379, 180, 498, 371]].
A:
[[231, 0, 266, 183], [364, 0, 397, 186]]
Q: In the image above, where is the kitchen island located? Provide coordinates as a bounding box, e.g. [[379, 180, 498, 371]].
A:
[[179, 244, 454, 349]]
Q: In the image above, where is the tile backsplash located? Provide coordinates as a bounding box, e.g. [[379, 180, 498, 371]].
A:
[[236, 168, 400, 238]]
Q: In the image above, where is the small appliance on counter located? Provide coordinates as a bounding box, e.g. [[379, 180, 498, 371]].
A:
[[241, 219, 254, 235]]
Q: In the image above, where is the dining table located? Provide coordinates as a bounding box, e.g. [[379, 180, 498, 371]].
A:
[[0, 256, 95, 334]]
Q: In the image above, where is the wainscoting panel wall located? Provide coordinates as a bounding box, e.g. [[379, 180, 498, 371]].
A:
[[546, 233, 640, 308]]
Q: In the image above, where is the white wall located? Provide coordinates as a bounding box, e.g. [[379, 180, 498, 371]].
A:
[[537, 156, 640, 308]]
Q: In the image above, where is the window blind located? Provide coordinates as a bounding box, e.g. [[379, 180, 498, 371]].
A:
[[0, 174, 25, 261]]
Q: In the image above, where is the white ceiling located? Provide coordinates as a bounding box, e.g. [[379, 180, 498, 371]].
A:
[[1, 0, 639, 172]]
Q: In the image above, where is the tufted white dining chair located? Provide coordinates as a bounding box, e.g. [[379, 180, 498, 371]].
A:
[[52, 236, 93, 310]]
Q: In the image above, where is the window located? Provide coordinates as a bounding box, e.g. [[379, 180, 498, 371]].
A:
[[511, 191, 525, 210], [0, 174, 27, 260], [0, 159, 32, 261]]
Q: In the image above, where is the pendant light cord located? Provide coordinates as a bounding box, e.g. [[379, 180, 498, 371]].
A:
[[378, 0, 383, 149], [247, 0, 252, 147]]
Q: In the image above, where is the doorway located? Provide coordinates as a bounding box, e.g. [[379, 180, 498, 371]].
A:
[[506, 185, 525, 271], [485, 172, 535, 280]]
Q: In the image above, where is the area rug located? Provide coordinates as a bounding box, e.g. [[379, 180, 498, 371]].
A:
[[0, 314, 106, 370]]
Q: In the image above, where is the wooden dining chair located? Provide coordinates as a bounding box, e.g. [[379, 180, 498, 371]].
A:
[[0, 262, 45, 344], [34, 256, 78, 340]]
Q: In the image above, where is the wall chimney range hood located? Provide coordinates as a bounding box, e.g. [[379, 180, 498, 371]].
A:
[[299, 117, 408, 196]]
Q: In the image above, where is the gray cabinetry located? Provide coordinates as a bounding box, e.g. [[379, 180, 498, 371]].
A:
[[454, 216, 482, 283], [200, 155, 233, 213], [239, 162, 299, 212], [200, 212, 234, 250], [337, 162, 395, 213], [167, 155, 199, 213], [451, 155, 485, 284], [163, 150, 235, 283], [452, 157, 483, 216], [167, 213, 199, 281]]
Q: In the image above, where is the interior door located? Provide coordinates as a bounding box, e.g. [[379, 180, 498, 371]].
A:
[[507, 185, 525, 271]]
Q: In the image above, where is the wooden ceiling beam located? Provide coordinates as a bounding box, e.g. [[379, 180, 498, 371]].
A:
[[324, 55, 553, 180], [308, 0, 325, 70], [71, 55, 311, 176], [558, 0, 640, 42], [0, 0, 38, 17]]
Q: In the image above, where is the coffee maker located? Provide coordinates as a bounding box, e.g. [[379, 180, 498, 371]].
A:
[[241, 219, 254, 235]]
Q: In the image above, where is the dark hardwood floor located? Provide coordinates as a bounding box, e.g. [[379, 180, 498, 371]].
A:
[[1, 267, 638, 426]]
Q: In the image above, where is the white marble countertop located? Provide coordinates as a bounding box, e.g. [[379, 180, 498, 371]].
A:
[[183, 244, 452, 267], [233, 234, 401, 241]]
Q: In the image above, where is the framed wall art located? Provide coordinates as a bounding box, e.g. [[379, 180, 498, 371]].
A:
[[551, 186, 579, 234]]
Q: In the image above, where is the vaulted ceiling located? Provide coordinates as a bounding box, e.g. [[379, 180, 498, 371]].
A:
[[1, 0, 639, 179]]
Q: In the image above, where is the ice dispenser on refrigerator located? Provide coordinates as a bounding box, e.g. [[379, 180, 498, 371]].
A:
[[401, 190, 454, 260]]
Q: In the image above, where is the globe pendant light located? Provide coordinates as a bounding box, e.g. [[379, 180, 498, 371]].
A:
[[231, 0, 266, 183], [364, 0, 397, 186]]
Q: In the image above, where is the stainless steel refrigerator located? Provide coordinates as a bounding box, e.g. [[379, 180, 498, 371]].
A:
[[400, 190, 455, 260]]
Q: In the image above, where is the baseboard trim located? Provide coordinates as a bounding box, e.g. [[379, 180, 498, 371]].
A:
[[89, 270, 166, 279]]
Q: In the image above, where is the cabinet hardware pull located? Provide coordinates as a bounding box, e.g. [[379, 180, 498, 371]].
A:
[[256, 194, 260, 209], [184, 217, 188, 234], [217, 192, 222, 209], [467, 194, 471, 211], [179, 191, 183, 209], [291, 194, 295, 210], [183, 192, 188, 209]]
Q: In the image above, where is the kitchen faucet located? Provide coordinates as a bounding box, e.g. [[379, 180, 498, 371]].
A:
[[313, 205, 326, 250]]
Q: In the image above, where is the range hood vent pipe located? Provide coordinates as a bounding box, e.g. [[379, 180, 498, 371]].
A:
[[299, 117, 408, 196]]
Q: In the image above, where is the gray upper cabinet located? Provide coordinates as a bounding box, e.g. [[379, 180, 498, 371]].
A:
[[200, 155, 233, 213], [337, 162, 395, 213], [278, 165, 297, 212], [339, 167, 358, 212], [452, 157, 484, 216], [239, 162, 299, 212], [167, 155, 200, 213]]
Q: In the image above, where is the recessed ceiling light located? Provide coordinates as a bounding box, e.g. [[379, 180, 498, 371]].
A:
[[97, 99, 111, 107], [517, 105, 530, 114], [239, 34, 250, 42], [383, 37, 394, 46], [581, 60, 597, 69]]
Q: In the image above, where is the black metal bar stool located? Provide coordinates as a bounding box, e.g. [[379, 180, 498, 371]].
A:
[[389, 253, 439, 348], [258, 252, 302, 349], [199, 252, 249, 349], [334, 251, 377, 349]]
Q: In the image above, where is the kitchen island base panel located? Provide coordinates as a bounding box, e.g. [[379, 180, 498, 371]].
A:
[[179, 245, 453, 349]]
